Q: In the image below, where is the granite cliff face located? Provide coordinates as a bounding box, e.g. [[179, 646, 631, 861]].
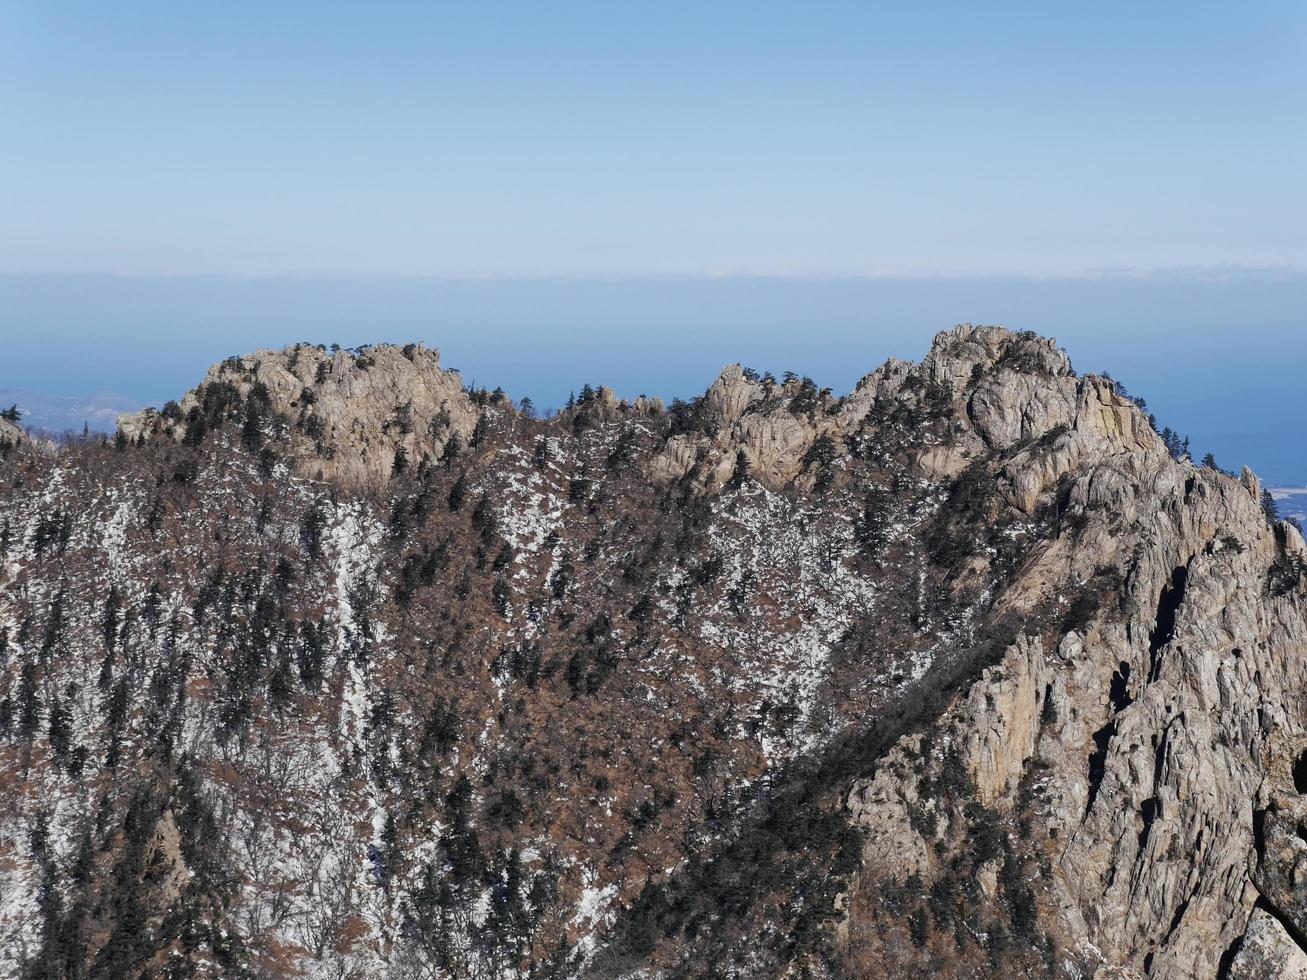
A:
[[0, 325, 1303, 978], [833, 330, 1307, 978], [118, 342, 484, 486]]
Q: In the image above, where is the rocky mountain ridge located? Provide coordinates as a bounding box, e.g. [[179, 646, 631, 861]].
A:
[[0, 324, 1303, 978]]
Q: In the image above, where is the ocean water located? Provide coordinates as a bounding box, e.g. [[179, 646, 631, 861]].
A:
[[1272, 489, 1307, 526]]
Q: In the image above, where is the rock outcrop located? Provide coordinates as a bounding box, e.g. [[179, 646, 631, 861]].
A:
[[119, 342, 487, 485], [1228, 908, 1307, 979], [649, 325, 1165, 504], [0, 416, 23, 447]]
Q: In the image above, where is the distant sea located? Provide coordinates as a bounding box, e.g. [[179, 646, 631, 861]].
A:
[[0, 389, 141, 436], [1271, 488, 1307, 525]]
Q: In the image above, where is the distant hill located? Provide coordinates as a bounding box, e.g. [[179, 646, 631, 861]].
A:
[[0, 388, 141, 435]]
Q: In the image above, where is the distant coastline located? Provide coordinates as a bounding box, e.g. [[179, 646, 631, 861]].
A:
[[1270, 487, 1307, 523]]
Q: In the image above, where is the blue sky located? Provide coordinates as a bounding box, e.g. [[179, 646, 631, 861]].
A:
[[3, 1, 1305, 276], [0, 3, 1304, 481]]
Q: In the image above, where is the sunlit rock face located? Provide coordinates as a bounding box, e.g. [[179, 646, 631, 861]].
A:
[[0, 325, 1302, 978], [0, 417, 23, 446]]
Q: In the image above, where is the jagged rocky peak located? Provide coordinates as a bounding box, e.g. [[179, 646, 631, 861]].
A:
[[925, 322, 1072, 383], [848, 322, 1157, 453], [651, 323, 1163, 494], [119, 341, 486, 485]]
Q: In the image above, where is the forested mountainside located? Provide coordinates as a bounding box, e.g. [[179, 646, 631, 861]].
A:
[[2, 325, 1306, 980]]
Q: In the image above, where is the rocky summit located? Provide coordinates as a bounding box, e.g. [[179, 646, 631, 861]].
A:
[[1, 325, 1305, 979]]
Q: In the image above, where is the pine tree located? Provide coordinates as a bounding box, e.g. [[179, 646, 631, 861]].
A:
[[241, 397, 263, 451], [1262, 488, 1281, 522], [727, 449, 751, 489], [183, 409, 207, 447], [1160, 427, 1187, 460], [17, 660, 39, 741], [470, 416, 491, 449]]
